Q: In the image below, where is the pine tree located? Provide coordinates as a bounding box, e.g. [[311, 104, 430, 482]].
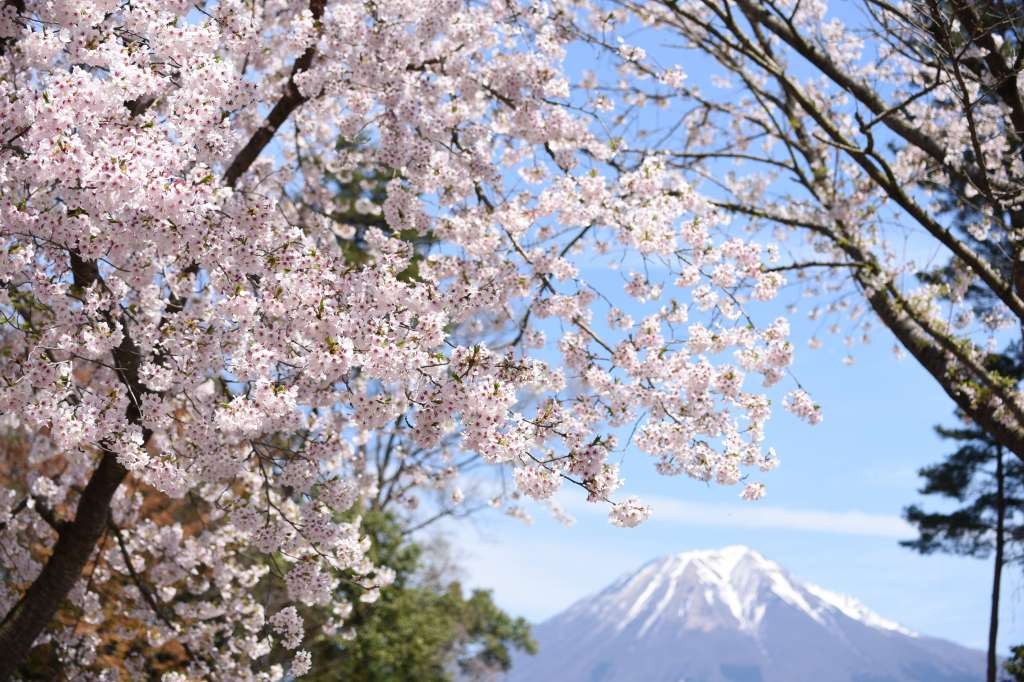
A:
[[903, 372, 1024, 682], [1004, 646, 1024, 682]]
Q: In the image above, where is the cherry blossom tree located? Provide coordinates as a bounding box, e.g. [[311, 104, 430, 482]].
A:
[[573, 0, 1024, 459], [0, 0, 808, 677]]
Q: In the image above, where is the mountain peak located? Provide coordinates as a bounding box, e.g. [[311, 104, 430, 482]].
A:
[[507, 547, 982, 682], [662, 545, 775, 579], [671, 544, 767, 568], [606, 545, 913, 638]]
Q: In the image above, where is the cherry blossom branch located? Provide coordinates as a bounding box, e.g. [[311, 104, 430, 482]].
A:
[[109, 520, 200, 663]]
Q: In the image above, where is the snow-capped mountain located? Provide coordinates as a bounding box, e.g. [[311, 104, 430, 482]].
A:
[[505, 546, 984, 682]]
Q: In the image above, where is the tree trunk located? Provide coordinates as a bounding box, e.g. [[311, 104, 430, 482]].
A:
[[0, 2, 327, 671], [0, 451, 126, 679], [989, 445, 1006, 682]]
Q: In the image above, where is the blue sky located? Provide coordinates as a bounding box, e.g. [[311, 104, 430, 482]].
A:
[[437, 0, 1019, 654], [445, 309, 1020, 652]]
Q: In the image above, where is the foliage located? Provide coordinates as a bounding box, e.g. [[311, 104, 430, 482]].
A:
[[902, 412, 1024, 561], [1004, 645, 1024, 682], [305, 512, 536, 682]]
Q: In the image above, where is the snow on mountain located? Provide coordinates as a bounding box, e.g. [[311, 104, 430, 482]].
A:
[[505, 546, 985, 682]]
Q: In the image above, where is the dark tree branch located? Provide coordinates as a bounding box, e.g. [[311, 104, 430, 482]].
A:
[[952, 1, 1024, 146], [764, 261, 865, 272], [0, 450, 126, 680], [732, 0, 1000, 195], [0, 0, 25, 58], [222, 0, 326, 188]]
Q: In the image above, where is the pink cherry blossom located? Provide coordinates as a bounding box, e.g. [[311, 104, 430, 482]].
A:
[[0, 0, 814, 675]]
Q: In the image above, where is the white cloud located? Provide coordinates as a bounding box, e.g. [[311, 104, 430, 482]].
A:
[[566, 494, 914, 538]]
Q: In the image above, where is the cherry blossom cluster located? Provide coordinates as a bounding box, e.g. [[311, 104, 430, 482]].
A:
[[0, 0, 811, 676]]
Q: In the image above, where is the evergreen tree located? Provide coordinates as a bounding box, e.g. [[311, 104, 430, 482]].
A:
[[903, 377, 1024, 682], [1004, 646, 1024, 682]]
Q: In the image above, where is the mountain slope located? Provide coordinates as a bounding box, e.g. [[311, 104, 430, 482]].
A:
[[505, 546, 984, 682]]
